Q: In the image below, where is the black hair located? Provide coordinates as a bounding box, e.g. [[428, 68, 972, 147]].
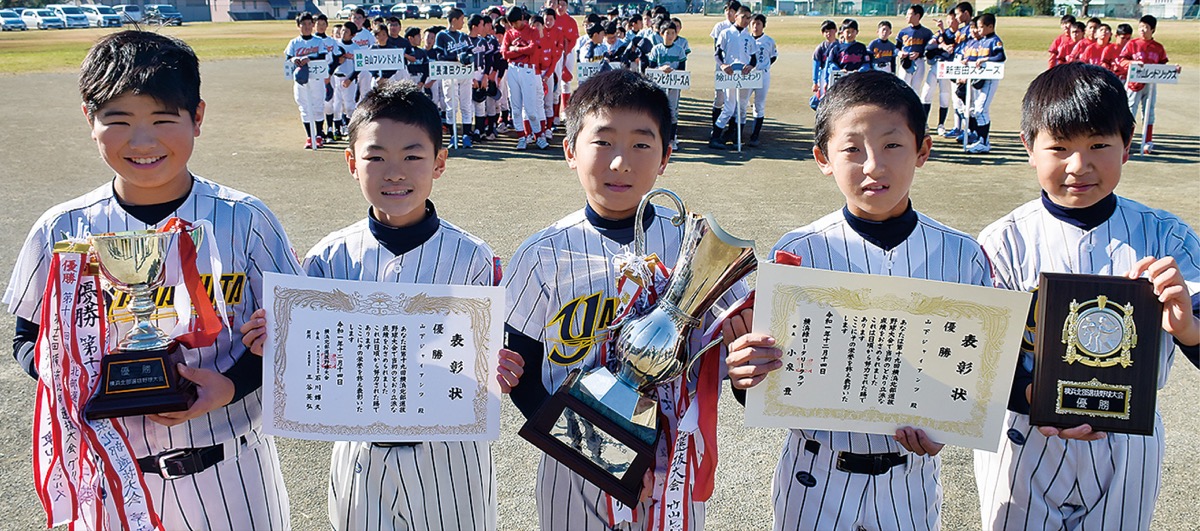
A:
[[543, 7, 557, 18], [1139, 14, 1157, 30], [587, 22, 603, 36], [468, 14, 486, 28], [1071, 21, 1085, 31], [629, 13, 642, 23], [342, 21, 359, 34], [405, 27, 420, 38], [386, 15, 401, 25], [352, 7, 365, 16], [505, 7, 522, 23], [724, 0, 741, 10], [840, 19, 858, 32], [1022, 63, 1133, 147], [531, 15, 544, 25], [316, 13, 328, 22], [1086, 17, 1101, 26], [349, 81, 443, 153], [820, 19, 836, 32], [447, 7, 464, 21], [1099, 23, 1111, 32], [751, 14, 765, 25], [953, 1, 973, 15], [814, 70, 926, 153], [908, 4, 924, 17], [566, 69, 671, 157], [80, 31, 201, 120], [878, 20, 891, 29], [296, 12, 313, 25], [585, 13, 602, 24], [607, 7, 619, 16], [1060, 14, 1075, 24], [604, 21, 617, 34], [978, 13, 995, 27], [736, 5, 751, 16], [660, 20, 678, 32], [1116, 23, 1133, 35]]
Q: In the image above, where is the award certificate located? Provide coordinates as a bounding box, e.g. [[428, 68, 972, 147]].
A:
[[745, 263, 1031, 452], [262, 272, 503, 442]]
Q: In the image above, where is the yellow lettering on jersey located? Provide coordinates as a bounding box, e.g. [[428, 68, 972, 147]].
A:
[[546, 291, 620, 366], [107, 273, 247, 313]]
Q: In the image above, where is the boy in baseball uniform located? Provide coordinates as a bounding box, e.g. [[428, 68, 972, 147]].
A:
[[896, 4, 934, 117], [747, 13, 776, 147], [241, 82, 525, 531], [286, 12, 332, 148], [647, 19, 689, 151], [1118, 15, 1178, 155], [963, 13, 1004, 154], [332, 21, 365, 140], [726, 70, 991, 531], [8, 30, 296, 530], [501, 7, 550, 150], [867, 20, 897, 74], [973, 62, 1199, 531], [503, 69, 749, 531], [709, 5, 758, 150]]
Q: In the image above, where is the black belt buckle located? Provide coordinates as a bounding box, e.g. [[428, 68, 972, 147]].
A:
[[372, 442, 420, 448], [835, 451, 904, 476], [157, 449, 196, 480]]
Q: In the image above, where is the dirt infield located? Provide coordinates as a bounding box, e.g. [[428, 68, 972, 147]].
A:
[[0, 22, 1197, 530]]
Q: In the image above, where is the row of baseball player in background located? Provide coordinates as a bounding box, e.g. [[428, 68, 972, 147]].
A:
[[1047, 13, 1176, 154], [10, 27, 1199, 531], [287, 2, 782, 153], [803, 3, 1005, 154]]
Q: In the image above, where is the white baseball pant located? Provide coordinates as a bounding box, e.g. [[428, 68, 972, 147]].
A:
[[902, 57, 930, 103], [750, 70, 771, 119], [442, 77, 475, 125], [505, 64, 544, 134], [294, 79, 327, 123]]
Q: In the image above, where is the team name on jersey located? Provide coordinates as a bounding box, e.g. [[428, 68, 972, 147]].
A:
[[108, 272, 247, 311], [546, 290, 620, 365]]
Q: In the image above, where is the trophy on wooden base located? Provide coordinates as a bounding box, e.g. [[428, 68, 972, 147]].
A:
[[85, 231, 197, 420], [1030, 272, 1162, 436], [519, 189, 757, 506]]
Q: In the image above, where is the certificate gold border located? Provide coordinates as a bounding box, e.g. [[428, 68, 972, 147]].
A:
[[761, 286, 1012, 439], [270, 286, 493, 437]]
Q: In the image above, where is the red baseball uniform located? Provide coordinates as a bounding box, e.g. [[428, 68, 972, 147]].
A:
[[1048, 33, 1072, 68], [1119, 38, 1168, 91]]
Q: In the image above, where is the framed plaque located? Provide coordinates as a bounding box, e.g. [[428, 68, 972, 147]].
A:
[[1030, 273, 1162, 435]]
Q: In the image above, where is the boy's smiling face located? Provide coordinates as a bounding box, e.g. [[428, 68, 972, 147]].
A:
[[878, 25, 891, 40], [86, 92, 203, 205], [1024, 130, 1128, 209], [814, 104, 930, 222], [565, 108, 670, 220], [346, 118, 447, 228]]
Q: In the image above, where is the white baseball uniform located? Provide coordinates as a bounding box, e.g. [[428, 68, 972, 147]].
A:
[[352, 27, 376, 103], [5, 175, 300, 530], [973, 195, 1200, 531], [709, 19, 732, 110], [769, 206, 990, 531], [308, 203, 499, 531], [715, 24, 757, 129], [504, 205, 747, 530], [286, 34, 329, 125], [751, 33, 777, 120], [318, 32, 338, 119], [333, 38, 364, 125], [435, 29, 476, 128]]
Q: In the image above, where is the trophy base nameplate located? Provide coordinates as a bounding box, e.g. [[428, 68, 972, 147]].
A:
[[85, 342, 197, 420], [1030, 273, 1161, 436], [518, 369, 658, 507]]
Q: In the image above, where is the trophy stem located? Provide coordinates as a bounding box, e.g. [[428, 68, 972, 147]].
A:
[[123, 284, 170, 351]]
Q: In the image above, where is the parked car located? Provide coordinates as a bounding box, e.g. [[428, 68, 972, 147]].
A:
[[391, 3, 419, 18], [112, 4, 143, 23], [418, 3, 442, 18], [81, 5, 124, 27], [47, 5, 91, 28], [144, 4, 183, 25], [335, 3, 357, 18], [365, 4, 388, 17], [22, 9, 64, 29], [0, 9, 28, 30], [438, 2, 460, 15]]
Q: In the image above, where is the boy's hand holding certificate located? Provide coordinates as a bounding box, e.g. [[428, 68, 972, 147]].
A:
[[262, 272, 503, 442], [745, 263, 1032, 452]]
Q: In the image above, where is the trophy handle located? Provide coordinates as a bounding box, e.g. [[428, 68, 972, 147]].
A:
[[633, 189, 687, 257], [684, 335, 726, 382]]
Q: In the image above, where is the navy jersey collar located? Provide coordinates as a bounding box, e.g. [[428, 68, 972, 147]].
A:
[[584, 202, 657, 246], [368, 200, 441, 257], [1040, 191, 1117, 231], [841, 202, 919, 252], [115, 176, 193, 226]]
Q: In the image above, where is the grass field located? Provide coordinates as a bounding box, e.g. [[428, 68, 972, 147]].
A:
[[0, 14, 1197, 74]]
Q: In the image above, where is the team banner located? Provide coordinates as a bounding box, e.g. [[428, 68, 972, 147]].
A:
[[645, 69, 691, 90], [429, 61, 474, 81], [1127, 63, 1180, 85], [714, 70, 763, 89], [354, 49, 406, 72], [745, 262, 1031, 452], [262, 272, 503, 442], [937, 61, 1005, 80]]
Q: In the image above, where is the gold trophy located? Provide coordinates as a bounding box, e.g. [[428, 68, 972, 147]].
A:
[[519, 189, 757, 506], [85, 230, 197, 420]]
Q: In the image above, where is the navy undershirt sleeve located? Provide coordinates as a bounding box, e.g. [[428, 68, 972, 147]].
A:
[[13, 317, 38, 379], [505, 325, 548, 420]]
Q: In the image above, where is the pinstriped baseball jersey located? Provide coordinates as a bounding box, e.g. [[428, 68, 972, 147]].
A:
[[504, 204, 747, 530], [769, 206, 990, 531], [973, 195, 1200, 531], [5, 175, 298, 529], [308, 205, 498, 531]]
